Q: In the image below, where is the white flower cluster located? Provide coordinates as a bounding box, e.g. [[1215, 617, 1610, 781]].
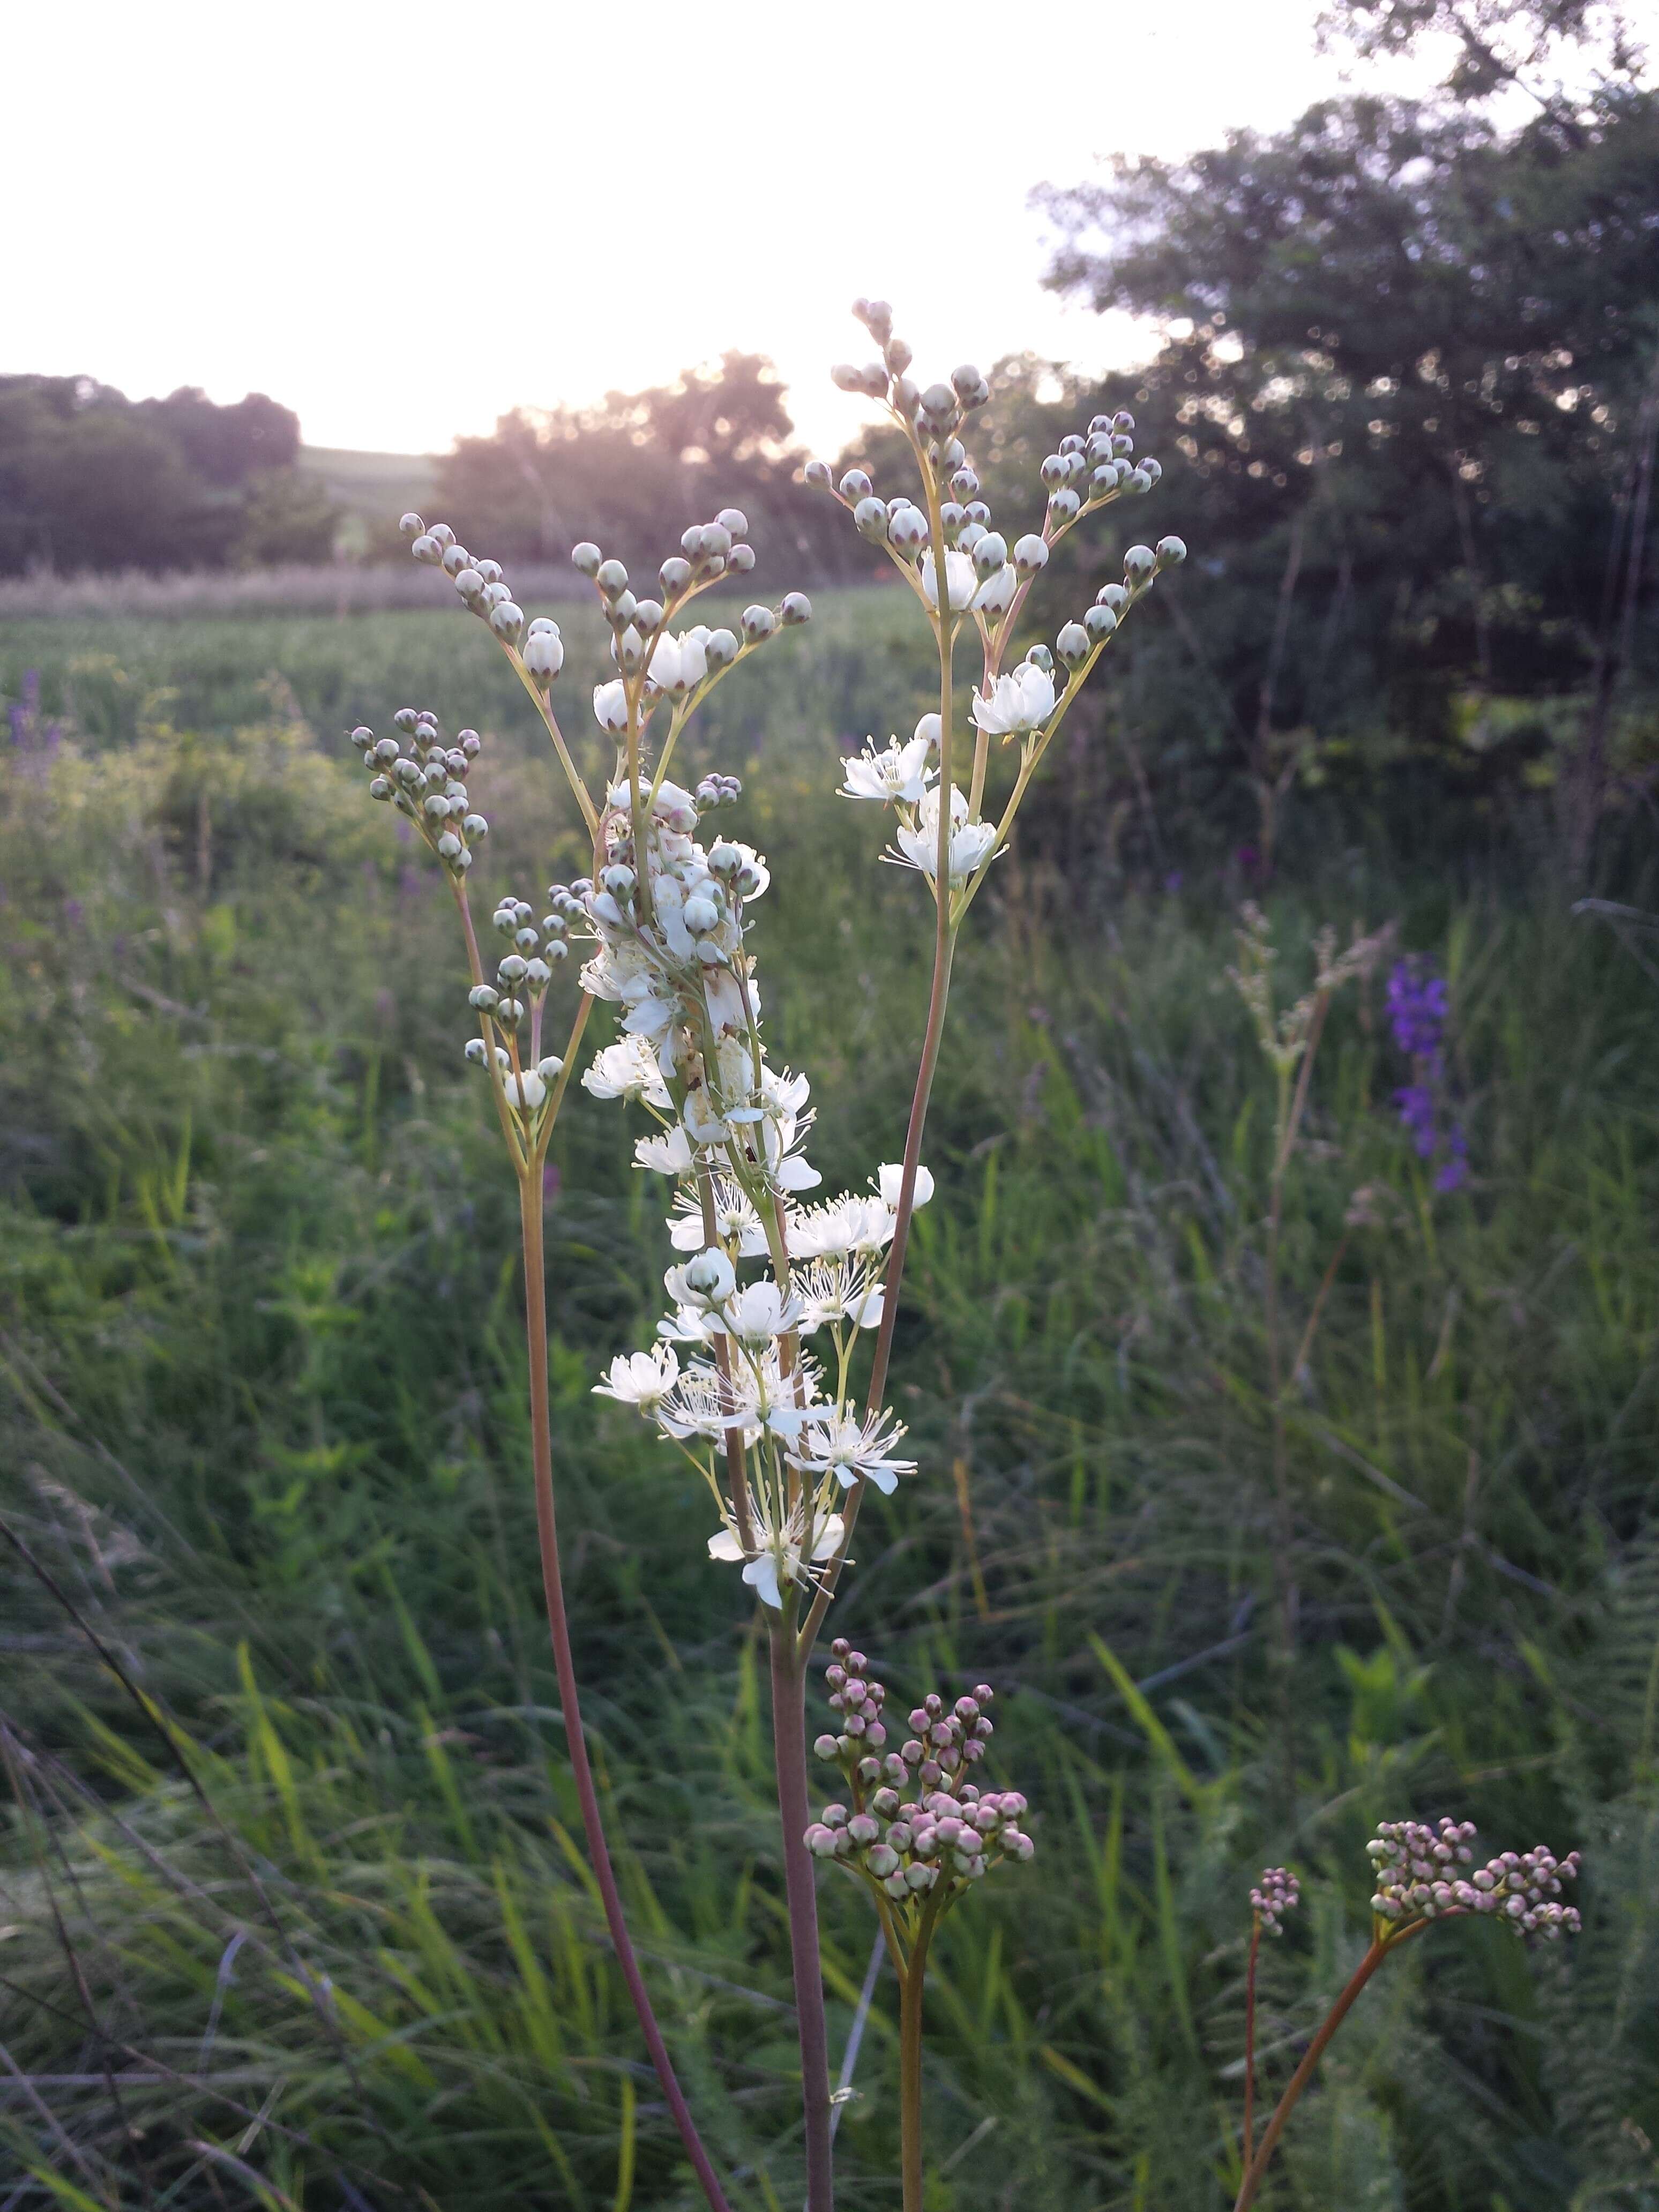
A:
[[810, 299, 1187, 915], [579, 771, 928, 1612]]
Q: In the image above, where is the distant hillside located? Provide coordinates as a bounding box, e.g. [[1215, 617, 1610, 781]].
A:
[[296, 446, 438, 539]]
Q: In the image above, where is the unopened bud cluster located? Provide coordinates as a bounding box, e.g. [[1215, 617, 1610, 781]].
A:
[[1367, 1818, 1581, 1939], [455, 885, 586, 1117], [401, 513, 561, 669], [1250, 1865, 1301, 1937], [576, 512, 810, 727], [350, 706, 487, 877], [804, 1643, 1033, 1929]]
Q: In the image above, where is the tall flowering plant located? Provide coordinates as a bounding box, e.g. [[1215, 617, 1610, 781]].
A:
[[343, 301, 1576, 2208]]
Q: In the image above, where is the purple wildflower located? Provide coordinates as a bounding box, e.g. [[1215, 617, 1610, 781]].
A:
[[1386, 959, 1467, 1193]]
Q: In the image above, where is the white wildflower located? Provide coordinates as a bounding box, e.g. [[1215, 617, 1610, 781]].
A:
[[920, 548, 977, 613], [790, 1407, 916, 1496], [893, 786, 998, 885], [841, 734, 933, 806], [593, 679, 630, 731], [593, 1344, 680, 1413], [878, 1162, 935, 1212], [972, 663, 1056, 737]]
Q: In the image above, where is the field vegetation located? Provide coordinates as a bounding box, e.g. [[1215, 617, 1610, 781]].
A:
[[2, 595, 1657, 2209]]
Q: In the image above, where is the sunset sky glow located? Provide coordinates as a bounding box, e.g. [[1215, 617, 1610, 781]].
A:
[[11, 0, 1448, 459]]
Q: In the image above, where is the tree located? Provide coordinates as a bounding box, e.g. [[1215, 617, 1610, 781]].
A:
[[1034, 74, 1659, 853], [436, 354, 871, 586]]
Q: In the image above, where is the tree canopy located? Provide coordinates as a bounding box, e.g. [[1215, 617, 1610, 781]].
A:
[[0, 376, 336, 575]]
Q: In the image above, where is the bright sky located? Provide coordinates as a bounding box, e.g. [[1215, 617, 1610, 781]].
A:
[[8, 0, 1447, 459]]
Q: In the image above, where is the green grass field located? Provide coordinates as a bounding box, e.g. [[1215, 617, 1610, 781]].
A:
[[2, 604, 1656, 2211]]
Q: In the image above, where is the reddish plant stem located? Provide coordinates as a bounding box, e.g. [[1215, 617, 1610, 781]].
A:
[[769, 1620, 837, 2212], [898, 1901, 941, 2212], [1242, 1918, 1261, 2165], [518, 1178, 733, 2212], [1232, 1932, 1423, 2211]]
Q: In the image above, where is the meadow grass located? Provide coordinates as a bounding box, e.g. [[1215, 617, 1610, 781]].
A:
[[1, 610, 1656, 2210]]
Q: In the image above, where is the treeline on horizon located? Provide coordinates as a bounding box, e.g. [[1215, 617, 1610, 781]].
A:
[[0, 378, 342, 573]]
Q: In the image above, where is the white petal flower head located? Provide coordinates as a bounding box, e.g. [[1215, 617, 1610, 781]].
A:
[[972, 562, 1018, 617], [707, 1511, 846, 1611], [894, 786, 996, 885], [791, 1408, 916, 1496], [972, 664, 1056, 737], [659, 1359, 754, 1439], [582, 1035, 671, 1108], [667, 1176, 768, 1256], [635, 1123, 694, 1176], [645, 633, 682, 693], [593, 1344, 679, 1412], [840, 734, 933, 807], [879, 1162, 935, 1212], [499, 1067, 545, 1114], [647, 630, 708, 694], [788, 1193, 894, 1259], [795, 1258, 886, 1332], [593, 679, 630, 732], [665, 1247, 736, 1311], [920, 548, 977, 613], [716, 1279, 804, 1348]]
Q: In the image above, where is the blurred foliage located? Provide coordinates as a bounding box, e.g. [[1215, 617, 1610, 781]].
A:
[[1, 617, 1657, 2206]]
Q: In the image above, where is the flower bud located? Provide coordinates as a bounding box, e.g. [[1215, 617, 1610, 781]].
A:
[[1083, 604, 1118, 644], [970, 531, 1007, 580], [595, 558, 629, 596], [1123, 544, 1156, 584], [1013, 534, 1049, 579], [741, 605, 775, 643], [781, 592, 812, 626], [440, 543, 472, 577], [399, 512, 425, 541], [1154, 535, 1187, 569], [454, 567, 485, 605], [436, 830, 461, 858], [536, 1055, 564, 1081], [854, 496, 888, 542], [1048, 488, 1081, 525], [716, 507, 748, 537], [705, 629, 739, 670], [524, 630, 564, 682], [469, 984, 499, 1012], [814, 1733, 840, 1761], [1124, 468, 1153, 496], [571, 542, 602, 577], [1056, 622, 1090, 667], [840, 468, 873, 503], [683, 1248, 736, 1306], [659, 555, 692, 596], [369, 775, 392, 799], [410, 533, 443, 565], [1040, 454, 1067, 490], [805, 459, 832, 489], [490, 601, 525, 644], [1026, 644, 1055, 676], [727, 543, 756, 574]]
